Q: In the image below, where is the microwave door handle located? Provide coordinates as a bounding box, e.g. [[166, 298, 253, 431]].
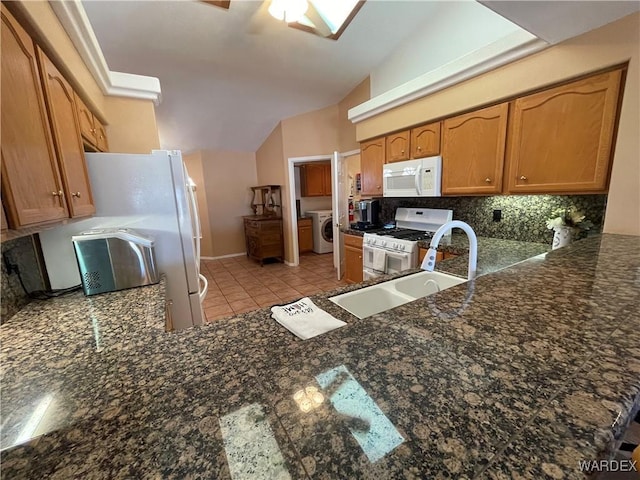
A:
[[415, 168, 423, 195]]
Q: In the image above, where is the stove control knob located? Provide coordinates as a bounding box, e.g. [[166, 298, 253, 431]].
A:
[[381, 240, 387, 247], [391, 242, 397, 249], [399, 244, 405, 251]]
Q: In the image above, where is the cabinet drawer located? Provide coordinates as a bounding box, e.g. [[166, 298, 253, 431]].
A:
[[344, 234, 363, 249], [261, 233, 282, 245], [262, 244, 283, 257], [261, 222, 282, 233]]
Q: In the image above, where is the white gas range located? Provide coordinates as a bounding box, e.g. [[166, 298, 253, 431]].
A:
[[362, 208, 453, 280]]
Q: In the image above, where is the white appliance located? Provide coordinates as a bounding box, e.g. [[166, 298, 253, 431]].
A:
[[306, 210, 333, 254], [39, 150, 208, 331], [362, 207, 453, 280], [383, 156, 442, 197]]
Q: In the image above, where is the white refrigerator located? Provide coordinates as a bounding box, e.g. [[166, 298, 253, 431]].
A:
[[39, 150, 208, 331]]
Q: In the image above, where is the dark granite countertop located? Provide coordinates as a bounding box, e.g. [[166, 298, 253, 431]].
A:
[[343, 229, 551, 278], [2, 235, 639, 479]]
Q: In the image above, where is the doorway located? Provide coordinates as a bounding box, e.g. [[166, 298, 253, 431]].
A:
[[286, 150, 359, 280]]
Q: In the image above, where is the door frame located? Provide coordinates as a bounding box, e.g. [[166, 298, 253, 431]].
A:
[[286, 154, 332, 267], [286, 150, 359, 267]]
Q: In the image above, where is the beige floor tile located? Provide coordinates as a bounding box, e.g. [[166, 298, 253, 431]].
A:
[[204, 303, 233, 317], [206, 313, 233, 322], [295, 284, 323, 296], [199, 251, 341, 315], [203, 294, 229, 308], [252, 292, 280, 304], [218, 283, 244, 294], [228, 298, 259, 312], [224, 290, 251, 302]]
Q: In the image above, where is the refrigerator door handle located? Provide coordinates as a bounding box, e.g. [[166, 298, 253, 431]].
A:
[[198, 273, 208, 303], [187, 179, 202, 264]]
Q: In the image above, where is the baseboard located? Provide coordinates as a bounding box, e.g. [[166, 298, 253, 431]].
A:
[[201, 253, 246, 260]]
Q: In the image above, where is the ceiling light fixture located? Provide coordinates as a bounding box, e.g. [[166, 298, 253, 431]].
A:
[[268, 0, 309, 23]]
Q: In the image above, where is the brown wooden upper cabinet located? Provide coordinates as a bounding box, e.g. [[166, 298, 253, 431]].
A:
[[411, 122, 441, 158], [441, 103, 509, 195], [505, 69, 622, 194], [300, 163, 331, 197], [37, 47, 95, 219], [360, 137, 385, 197], [1, 5, 68, 228], [75, 92, 109, 152], [385, 130, 410, 163]]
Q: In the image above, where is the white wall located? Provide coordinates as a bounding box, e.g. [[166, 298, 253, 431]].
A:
[[369, 1, 527, 97]]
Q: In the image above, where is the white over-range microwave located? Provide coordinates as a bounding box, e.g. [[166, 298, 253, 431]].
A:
[[383, 156, 442, 197]]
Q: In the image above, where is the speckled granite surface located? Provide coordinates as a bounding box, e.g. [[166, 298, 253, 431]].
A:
[[1, 235, 639, 479], [343, 230, 551, 278], [378, 195, 607, 244]]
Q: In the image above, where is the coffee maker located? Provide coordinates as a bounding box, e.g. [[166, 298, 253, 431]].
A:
[[357, 199, 380, 228]]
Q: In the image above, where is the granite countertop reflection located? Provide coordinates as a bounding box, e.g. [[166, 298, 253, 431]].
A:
[[2, 235, 639, 479]]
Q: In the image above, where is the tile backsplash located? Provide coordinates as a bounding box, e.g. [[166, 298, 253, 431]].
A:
[[380, 194, 607, 244], [1, 235, 47, 324]]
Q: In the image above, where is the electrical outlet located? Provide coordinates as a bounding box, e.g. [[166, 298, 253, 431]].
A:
[[493, 209, 502, 222]]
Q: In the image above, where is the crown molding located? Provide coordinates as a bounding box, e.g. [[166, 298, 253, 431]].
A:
[[50, 1, 162, 105], [348, 30, 548, 124]]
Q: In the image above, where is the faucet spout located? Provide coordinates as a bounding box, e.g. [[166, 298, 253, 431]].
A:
[[420, 220, 478, 280]]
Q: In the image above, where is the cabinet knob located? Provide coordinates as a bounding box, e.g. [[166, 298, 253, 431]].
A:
[[485, 178, 491, 183], [51, 190, 63, 197], [401, 150, 405, 154], [417, 146, 422, 151], [72, 192, 81, 198], [520, 175, 527, 181], [376, 185, 381, 189]]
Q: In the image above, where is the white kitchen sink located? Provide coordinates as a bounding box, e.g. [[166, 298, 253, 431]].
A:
[[329, 271, 466, 319]]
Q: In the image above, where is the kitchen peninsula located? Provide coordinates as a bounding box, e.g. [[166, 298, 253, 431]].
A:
[[1, 234, 639, 479]]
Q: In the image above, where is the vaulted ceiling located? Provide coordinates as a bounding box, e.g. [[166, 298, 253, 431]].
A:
[[80, 0, 639, 154]]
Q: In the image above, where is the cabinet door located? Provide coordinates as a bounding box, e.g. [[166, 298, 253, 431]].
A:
[[0, 6, 67, 227], [360, 138, 385, 197], [506, 70, 622, 194], [301, 164, 325, 197], [323, 164, 332, 195], [95, 119, 109, 152], [442, 103, 508, 195], [418, 248, 443, 264], [37, 48, 95, 218], [74, 92, 97, 147], [411, 122, 441, 158], [344, 245, 363, 283], [386, 130, 410, 163], [298, 225, 313, 253]]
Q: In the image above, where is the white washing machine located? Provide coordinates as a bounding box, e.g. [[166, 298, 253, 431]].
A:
[[306, 210, 333, 254]]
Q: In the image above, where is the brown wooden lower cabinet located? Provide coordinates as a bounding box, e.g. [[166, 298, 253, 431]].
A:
[[418, 248, 448, 265], [297, 217, 313, 253], [243, 216, 284, 265], [344, 234, 363, 283]]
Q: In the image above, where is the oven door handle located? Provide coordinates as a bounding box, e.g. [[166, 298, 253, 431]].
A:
[[415, 168, 423, 196]]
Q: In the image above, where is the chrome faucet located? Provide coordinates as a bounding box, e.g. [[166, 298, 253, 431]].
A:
[[421, 220, 478, 280]]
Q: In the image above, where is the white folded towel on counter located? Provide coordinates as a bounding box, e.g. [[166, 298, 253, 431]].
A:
[[271, 297, 346, 340], [371, 249, 387, 273]]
